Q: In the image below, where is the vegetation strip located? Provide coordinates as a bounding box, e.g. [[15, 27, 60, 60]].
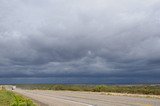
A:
[[0, 89, 36, 106], [16, 84, 160, 95]]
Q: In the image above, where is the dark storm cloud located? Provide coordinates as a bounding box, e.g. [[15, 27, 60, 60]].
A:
[[0, 0, 160, 82]]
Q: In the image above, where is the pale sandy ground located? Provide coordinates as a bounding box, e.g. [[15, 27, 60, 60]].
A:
[[14, 89, 160, 106], [102, 92, 160, 99]]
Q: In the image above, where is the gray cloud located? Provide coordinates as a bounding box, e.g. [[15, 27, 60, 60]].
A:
[[0, 0, 160, 83]]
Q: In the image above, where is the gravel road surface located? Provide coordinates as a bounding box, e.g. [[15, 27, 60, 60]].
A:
[[15, 89, 160, 106]]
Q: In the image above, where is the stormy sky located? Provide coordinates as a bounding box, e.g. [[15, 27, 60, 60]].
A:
[[0, 0, 160, 84]]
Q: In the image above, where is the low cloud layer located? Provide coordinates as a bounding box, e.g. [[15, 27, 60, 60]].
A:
[[0, 0, 160, 83]]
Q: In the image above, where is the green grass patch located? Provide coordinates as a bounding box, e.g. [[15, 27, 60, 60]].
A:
[[0, 90, 36, 106]]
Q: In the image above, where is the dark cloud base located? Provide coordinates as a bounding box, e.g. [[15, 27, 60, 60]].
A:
[[0, 77, 160, 85]]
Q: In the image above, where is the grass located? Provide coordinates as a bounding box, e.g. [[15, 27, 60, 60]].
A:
[[16, 84, 160, 95], [0, 89, 36, 106]]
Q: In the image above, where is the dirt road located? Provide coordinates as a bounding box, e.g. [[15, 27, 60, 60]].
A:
[[15, 89, 160, 106]]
